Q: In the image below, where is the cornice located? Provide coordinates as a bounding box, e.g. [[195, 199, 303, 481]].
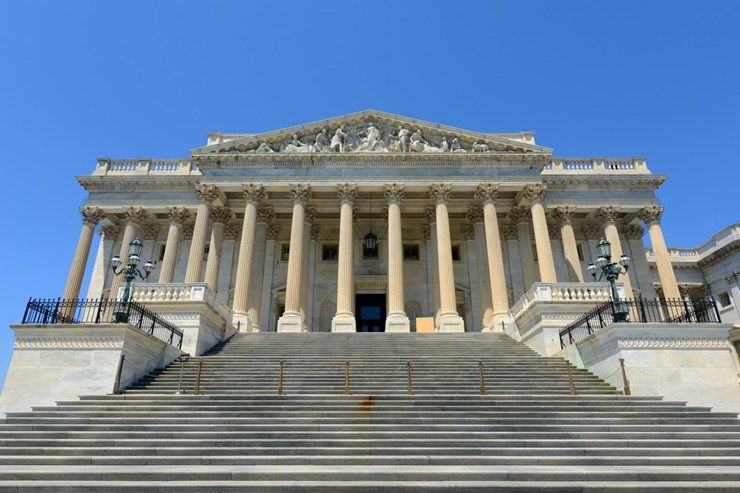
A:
[[77, 175, 201, 193], [543, 175, 667, 192]]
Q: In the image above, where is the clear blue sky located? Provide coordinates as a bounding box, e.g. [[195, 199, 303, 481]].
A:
[[1, 1, 738, 387]]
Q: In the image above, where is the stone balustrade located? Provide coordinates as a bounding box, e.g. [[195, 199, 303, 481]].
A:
[[93, 158, 200, 176], [645, 223, 739, 262], [130, 282, 232, 321], [542, 157, 649, 174], [509, 282, 613, 321]]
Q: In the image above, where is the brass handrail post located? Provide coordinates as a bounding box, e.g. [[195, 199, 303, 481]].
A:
[[194, 357, 203, 395], [478, 360, 486, 395], [278, 360, 284, 395], [406, 360, 413, 395], [566, 361, 576, 395], [619, 358, 631, 395], [345, 360, 350, 395], [113, 354, 125, 395]]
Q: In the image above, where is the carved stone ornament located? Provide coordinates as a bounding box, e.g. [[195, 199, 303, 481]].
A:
[[595, 206, 620, 224], [521, 183, 546, 203], [384, 183, 405, 203], [80, 206, 105, 225], [502, 225, 519, 241], [195, 183, 220, 203], [552, 206, 576, 224], [99, 225, 120, 240], [256, 206, 275, 225], [623, 225, 645, 240], [466, 206, 484, 224], [382, 207, 389, 224], [508, 207, 532, 224], [242, 183, 266, 203], [474, 183, 500, 203], [266, 224, 280, 240], [224, 225, 241, 241], [725, 271, 739, 285], [305, 206, 318, 224], [678, 284, 695, 297], [289, 184, 312, 203], [352, 207, 358, 223], [123, 206, 147, 224], [582, 224, 602, 240], [142, 225, 160, 240], [638, 205, 664, 225], [424, 206, 436, 223], [701, 284, 712, 296], [311, 225, 320, 240], [429, 184, 452, 204], [209, 206, 234, 224], [548, 224, 560, 240], [422, 224, 431, 240], [336, 183, 358, 204], [167, 207, 191, 224], [183, 225, 195, 241], [462, 224, 475, 240]]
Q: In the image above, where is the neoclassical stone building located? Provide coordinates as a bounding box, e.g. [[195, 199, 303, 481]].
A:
[[65, 110, 730, 334]]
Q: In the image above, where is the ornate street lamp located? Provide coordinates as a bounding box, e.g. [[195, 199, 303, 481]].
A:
[[587, 238, 632, 322], [110, 237, 155, 323]]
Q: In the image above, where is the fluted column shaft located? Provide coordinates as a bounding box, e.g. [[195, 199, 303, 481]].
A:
[[481, 201, 509, 319], [204, 226, 223, 291], [300, 208, 316, 329], [597, 207, 633, 298], [640, 207, 681, 301], [109, 207, 146, 300], [511, 208, 537, 290], [159, 225, 182, 283], [63, 207, 105, 301], [435, 200, 456, 315], [285, 203, 306, 314], [554, 207, 583, 282], [530, 202, 557, 283], [233, 185, 266, 327], [185, 202, 211, 283], [246, 207, 272, 332], [472, 221, 493, 326], [336, 200, 354, 316], [387, 193, 404, 316]]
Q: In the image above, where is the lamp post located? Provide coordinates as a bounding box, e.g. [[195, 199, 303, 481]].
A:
[[587, 237, 631, 322], [110, 237, 155, 323]]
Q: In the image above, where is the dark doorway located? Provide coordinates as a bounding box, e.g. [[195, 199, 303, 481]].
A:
[[355, 294, 386, 332]]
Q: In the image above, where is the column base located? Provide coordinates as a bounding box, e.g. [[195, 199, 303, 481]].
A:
[[386, 313, 410, 332], [277, 312, 304, 333], [437, 313, 465, 332], [487, 313, 512, 332], [332, 314, 356, 333], [231, 312, 254, 333]]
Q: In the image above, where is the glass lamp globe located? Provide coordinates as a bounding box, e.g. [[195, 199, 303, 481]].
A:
[[143, 260, 155, 274], [596, 256, 609, 269], [110, 256, 122, 269], [587, 263, 598, 277], [596, 238, 612, 259], [619, 254, 631, 269], [129, 238, 144, 257], [129, 254, 141, 266]]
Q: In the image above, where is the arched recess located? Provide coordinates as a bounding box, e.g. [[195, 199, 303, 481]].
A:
[[405, 300, 422, 332], [319, 301, 336, 332]]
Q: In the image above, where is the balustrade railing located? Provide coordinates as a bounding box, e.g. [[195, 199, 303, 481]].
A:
[[544, 158, 648, 174], [93, 158, 199, 176], [559, 298, 722, 348], [129, 282, 232, 321], [509, 283, 612, 321], [21, 298, 183, 348]]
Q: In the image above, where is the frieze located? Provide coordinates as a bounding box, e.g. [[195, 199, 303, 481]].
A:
[[15, 337, 125, 349], [580, 336, 730, 364]]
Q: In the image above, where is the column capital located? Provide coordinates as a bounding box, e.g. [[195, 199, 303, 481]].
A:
[[638, 205, 664, 225], [242, 183, 266, 204], [142, 225, 160, 240], [183, 225, 194, 240], [552, 206, 576, 224], [548, 224, 559, 240], [336, 183, 358, 204], [521, 183, 546, 203], [582, 224, 601, 240], [195, 183, 220, 204], [462, 224, 475, 240], [678, 283, 695, 296], [502, 225, 518, 241], [289, 183, 312, 204], [99, 225, 120, 240], [224, 225, 241, 240], [466, 206, 484, 224], [80, 206, 105, 225], [305, 206, 318, 224], [725, 271, 739, 286], [422, 224, 431, 240], [508, 207, 531, 224], [256, 206, 275, 225], [310, 225, 320, 240], [209, 206, 234, 225], [623, 225, 645, 240], [595, 206, 620, 225], [122, 206, 148, 225], [429, 183, 452, 204], [266, 224, 280, 240], [167, 206, 191, 224], [474, 183, 500, 203], [425, 206, 436, 224], [384, 183, 405, 204]]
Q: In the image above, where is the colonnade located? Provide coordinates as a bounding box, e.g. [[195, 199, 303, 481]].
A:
[[62, 181, 684, 333]]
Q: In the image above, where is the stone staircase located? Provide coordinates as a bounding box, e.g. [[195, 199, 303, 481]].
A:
[[1, 332, 740, 492]]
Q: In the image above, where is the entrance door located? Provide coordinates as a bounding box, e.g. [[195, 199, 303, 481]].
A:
[[355, 294, 386, 332]]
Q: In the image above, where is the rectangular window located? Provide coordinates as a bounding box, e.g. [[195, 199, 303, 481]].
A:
[[363, 242, 379, 260], [158, 244, 166, 262], [451, 244, 462, 262], [322, 244, 339, 261], [718, 291, 732, 308], [403, 244, 420, 261], [203, 243, 210, 261], [532, 243, 538, 261], [275, 304, 285, 331], [576, 243, 585, 261], [281, 244, 290, 261]]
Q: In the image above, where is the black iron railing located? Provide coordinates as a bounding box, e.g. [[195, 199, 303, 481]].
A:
[[559, 298, 722, 349], [22, 298, 183, 349]]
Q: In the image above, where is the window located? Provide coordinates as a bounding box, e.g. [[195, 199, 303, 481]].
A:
[[451, 244, 462, 261], [281, 244, 290, 261], [203, 243, 210, 261], [576, 243, 585, 261], [403, 244, 420, 261], [532, 243, 538, 261], [718, 291, 732, 308], [322, 244, 339, 261], [275, 304, 285, 331], [158, 244, 166, 261], [363, 242, 379, 260]]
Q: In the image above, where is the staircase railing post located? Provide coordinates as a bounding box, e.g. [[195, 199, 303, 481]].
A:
[[566, 361, 576, 395], [406, 360, 413, 395], [194, 357, 203, 395], [478, 360, 486, 395], [619, 358, 631, 395], [278, 360, 284, 395], [345, 360, 350, 395], [113, 354, 125, 395]]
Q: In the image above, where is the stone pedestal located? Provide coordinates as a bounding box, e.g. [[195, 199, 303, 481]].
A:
[[438, 312, 465, 332], [386, 313, 410, 332], [279, 312, 305, 333], [331, 315, 356, 333]]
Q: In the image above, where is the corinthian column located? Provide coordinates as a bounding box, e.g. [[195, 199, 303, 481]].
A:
[[430, 184, 465, 332], [475, 183, 510, 328], [596, 206, 633, 298], [300, 206, 317, 330], [553, 206, 583, 282], [385, 183, 410, 332], [509, 207, 538, 290], [109, 207, 147, 299], [204, 206, 234, 292], [278, 184, 311, 332], [333, 184, 357, 332], [639, 206, 680, 301], [233, 183, 265, 330], [247, 206, 274, 332], [159, 207, 190, 283], [466, 207, 493, 329], [424, 208, 441, 319], [522, 184, 557, 283], [185, 184, 220, 283], [62, 207, 105, 301]]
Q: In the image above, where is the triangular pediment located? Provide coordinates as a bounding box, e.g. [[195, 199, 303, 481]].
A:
[[190, 110, 552, 157]]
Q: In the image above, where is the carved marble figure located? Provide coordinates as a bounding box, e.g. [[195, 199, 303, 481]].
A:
[[472, 141, 490, 153], [331, 124, 348, 153], [315, 128, 330, 152]]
